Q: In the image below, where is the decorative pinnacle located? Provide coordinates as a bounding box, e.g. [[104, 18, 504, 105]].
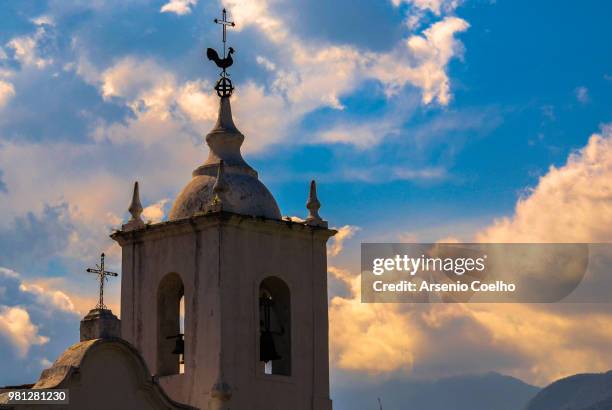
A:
[[123, 181, 145, 231], [306, 180, 327, 227], [214, 160, 228, 192], [209, 160, 228, 212], [129, 181, 143, 219]]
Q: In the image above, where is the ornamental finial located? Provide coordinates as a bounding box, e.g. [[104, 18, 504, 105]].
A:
[[208, 160, 228, 212], [207, 8, 236, 98], [306, 180, 327, 227], [213, 160, 228, 195], [123, 181, 145, 230]]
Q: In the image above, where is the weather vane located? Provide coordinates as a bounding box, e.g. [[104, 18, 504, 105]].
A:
[[85, 253, 118, 310], [207, 8, 236, 98]]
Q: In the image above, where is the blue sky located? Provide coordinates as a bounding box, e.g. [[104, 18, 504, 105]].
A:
[[0, 0, 611, 397]]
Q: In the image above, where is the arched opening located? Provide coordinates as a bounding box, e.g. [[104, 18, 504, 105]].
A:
[[259, 276, 291, 376], [179, 294, 185, 374], [157, 273, 184, 376]]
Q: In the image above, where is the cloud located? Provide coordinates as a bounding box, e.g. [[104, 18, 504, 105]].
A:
[[89, 57, 217, 146], [30, 15, 55, 27], [226, 0, 469, 110], [329, 261, 612, 385], [337, 166, 447, 183], [223, 0, 289, 43], [477, 124, 612, 243], [575, 86, 590, 104], [0, 81, 15, 109], [0, 268, 79, 384], [160, 0, 198, 15], [391, 0, 461, 15], [0, 170, 6, 193], [326, 125, 612, 386], [463, 123, 612, 384], [142, 198, 170, 223], [0, 203, 75, 273], [329, 265, 522, 378], [391, 0, 462, 30], [372, 16, 469, 104], [5, 20, 54, 69], [318, 122, 396, 149], [329, 225, 361, 257], [18, 283, 77, 314], [0, 307, 49, 358], [329, 266, 419, 374]]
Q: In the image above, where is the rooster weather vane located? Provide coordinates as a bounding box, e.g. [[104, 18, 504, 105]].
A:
[[207, 8, 236, 98]]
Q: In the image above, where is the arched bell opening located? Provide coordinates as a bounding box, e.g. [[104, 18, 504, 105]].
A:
[[157, 272, 185, 376], [259, 276, 291, 376], [179, 294, 185, 374]]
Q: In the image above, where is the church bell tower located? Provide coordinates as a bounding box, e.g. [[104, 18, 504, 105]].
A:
[[111, 10, 336, 410]]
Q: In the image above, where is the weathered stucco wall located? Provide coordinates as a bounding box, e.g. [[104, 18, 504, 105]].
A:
[[113, 212, 335, 410], [0, 339, 195, 410]]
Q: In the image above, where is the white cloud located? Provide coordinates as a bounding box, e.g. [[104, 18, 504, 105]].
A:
[[329, 265, 418, 374], [19, 283, 77, 314], [0, 268, 19, 279], [329, 225, 361, 257], [326, 125, 612, 385], [319, 127, 382, 148], [225, 0, 468, 109], [477, 124, 612, 243], [223, 0, 289, 43], [142, 199, 170, 223], [160, 0, 198, 15], [0, 80, 15, 109], [6, 24, 53, 69], [30, 15, 55, 27], [0, 267, 83, 383], [575, 86, 590, 104], [100, 57, 172, 102], [391, 0, 461, 15], [372, 16, 469, 104], [56, 0, 469, 169], [337, 166, 446, 183], [0, 306, 49, 357], [256, 55, 276, 71], [91, 57, 217, 146]]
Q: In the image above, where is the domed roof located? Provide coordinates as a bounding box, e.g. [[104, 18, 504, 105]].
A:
[[168, 97, 281, 221]]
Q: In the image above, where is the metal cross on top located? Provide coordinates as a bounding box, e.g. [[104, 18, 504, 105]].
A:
[[214, 8, 235, 59], [85, 253, 118, 310]]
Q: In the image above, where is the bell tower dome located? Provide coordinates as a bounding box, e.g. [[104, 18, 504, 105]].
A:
[[168, 96, 281, 221], [111, 9, 336, 409]]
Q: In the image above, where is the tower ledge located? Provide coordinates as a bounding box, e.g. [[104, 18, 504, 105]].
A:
[[112, 210, 336, 246]]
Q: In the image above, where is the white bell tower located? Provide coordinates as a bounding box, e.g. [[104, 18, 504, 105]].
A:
[[112, 87, 336, 409]]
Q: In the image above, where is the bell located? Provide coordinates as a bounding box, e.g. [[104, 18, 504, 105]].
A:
[[172, 337, 184, 355], [167, 333, 184, 356], [260, 329, 281, 362]]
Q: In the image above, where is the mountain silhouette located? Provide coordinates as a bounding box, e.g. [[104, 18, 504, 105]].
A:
[[525, 371, 612, 410], [333, 372, 538, 410]]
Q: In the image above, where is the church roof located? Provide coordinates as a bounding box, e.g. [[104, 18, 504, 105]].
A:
[[0, 338, 196, 409], [168, 96, 281, 221]]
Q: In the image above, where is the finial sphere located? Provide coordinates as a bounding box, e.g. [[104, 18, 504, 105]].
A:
[[215, 76, 234, 97]]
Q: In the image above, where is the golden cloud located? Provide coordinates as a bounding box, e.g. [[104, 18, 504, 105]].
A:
[[328, 124, 612, 385]]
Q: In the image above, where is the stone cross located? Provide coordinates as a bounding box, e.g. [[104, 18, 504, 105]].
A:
[[86, 253, 118, 310]]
